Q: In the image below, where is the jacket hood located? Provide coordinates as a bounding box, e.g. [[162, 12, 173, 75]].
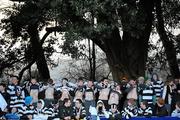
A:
[[38, 99, 45, 109]]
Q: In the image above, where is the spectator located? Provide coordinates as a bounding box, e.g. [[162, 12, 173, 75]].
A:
[[108, 84, 122, 109], [126, 79, 138, 101], [29, 78, 41, 104], [0, 83, 9, 104], [139, 80, 156, 115], [98, 77, 111, 110], [120, 77, 128, 111], [44, 78, 55, 107], [56, 78, 74, 93], [122, 98, 138, 119], [137, 76, 146, 93], [171, 101, 180, 118], [33, 99, 49, 120], [73, 99, 86, 120], [151, 73, 164, 99], [20, 96, 35, 120], [5, 107, 20, 120], [109, 104, 121, 120], [155, 98, 168, 116], [84, 80, 96, 117], [7, 76, 25, 109], [73, 77, 85, 102], [59, 98, 73, 120], [162, 79, 173, 115], [171, 78, 180, 112], [47, 101, 60, 120], [96, 100, 109, 120], [138, 101, 152, 117], [58, 89, 72, 107]]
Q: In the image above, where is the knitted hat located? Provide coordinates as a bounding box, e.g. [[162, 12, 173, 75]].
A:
[[25, 96, 33, 106]]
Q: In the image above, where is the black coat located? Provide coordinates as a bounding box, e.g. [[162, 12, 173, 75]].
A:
[[59, 106, 73, 119]]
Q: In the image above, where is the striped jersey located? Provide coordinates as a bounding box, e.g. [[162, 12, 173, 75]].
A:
[[7, 85, 24, 101], [138, 107, 152, 116], [122, 106, 138, 119], [152, 80, 164, 98], [7, 84, 25, 109], [73, 106, 86, 118], [140, 86, 156, 105]]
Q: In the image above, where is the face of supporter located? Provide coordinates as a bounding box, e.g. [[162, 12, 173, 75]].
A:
[[152, 74, 158, 81], [75, 100, 81, 108], [37, 102, 42, 109], [87, 81, 93, 88], [65, 100, 71, 107], [0, 85, 5, 92], [78, 80, 84, 86], [169, 81, 174, 85], [127, 99, 135, 106], [129, 80, 136, 86], [138, 78, 144, 84], [111, 105, 117, 113], [97, 103, 103, 109], [115, 85, 120, 91], [127, 101, 132, 106], [11, 77, 18, 85], [103, 79, 109, 87], [62, 79, 68, 86], [11, 107, 17, 113], [178, 90, 180, 94], [140, 102, 146, 109], [31, 79, 37, 84], [175, 104, 180, 110]]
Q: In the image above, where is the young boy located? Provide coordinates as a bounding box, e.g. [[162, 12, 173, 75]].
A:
[[138, 101, 152, 117]]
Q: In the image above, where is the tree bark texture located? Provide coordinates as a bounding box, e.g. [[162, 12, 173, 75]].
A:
[[28, 24, 50, 81]]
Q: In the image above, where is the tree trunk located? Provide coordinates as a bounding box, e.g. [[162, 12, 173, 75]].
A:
[[104, 27, 149, 82], [88, 39, 93, 79], [28, 24, 50, 82], [155, 0, 180, 78], [92, 41, 96, 81], [102, 0, 154, 81]]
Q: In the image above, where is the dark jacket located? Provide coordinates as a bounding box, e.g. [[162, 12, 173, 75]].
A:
[[59, 106, 73, 120], [156, 105, 168, 116], [109, 111, 121, 120], [72, 106, 86, 120]]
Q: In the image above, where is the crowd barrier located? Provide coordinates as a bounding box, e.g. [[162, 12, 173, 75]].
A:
[[124, 116, 179, 120], [99, 116, 179, 120]]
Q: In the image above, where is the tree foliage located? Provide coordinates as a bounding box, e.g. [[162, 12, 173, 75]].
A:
[[0, 0, 180, 80]]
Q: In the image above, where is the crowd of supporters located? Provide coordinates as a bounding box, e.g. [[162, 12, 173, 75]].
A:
[[0, 73, 180, 120]]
